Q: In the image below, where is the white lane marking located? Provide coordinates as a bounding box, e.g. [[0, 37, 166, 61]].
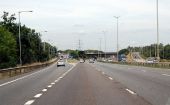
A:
[[24, 100, 35, 105], [51, 82, 55, 85], [55, 79, 60, 82], [0, 63, 57, 87], [126, 89, 136, 95], [102, 72, 105, 75], [162, 74, 170, 77], [25, 63, 78, 105], [142, 70, 146, 72], [34, 93, 42, 98], [62, 74, 66, 77], [48, 85, 52, 88], [59, 76, 63, 79], [108, 77, 113, 80], [42, 89, 47, 92]]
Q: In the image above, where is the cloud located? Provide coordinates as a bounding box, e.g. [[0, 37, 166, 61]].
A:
[[0, 0, 170, 50]]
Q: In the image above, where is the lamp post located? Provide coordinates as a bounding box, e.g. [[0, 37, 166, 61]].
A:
[[114, 16, 120, 62], [103, 31, 106, 60], [18, 10, 33, 65], [156, 0, 160, 61], [39, 31, 47, 51], [38, 31, 47, 62]]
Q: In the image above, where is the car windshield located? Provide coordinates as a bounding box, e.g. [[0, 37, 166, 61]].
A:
[[1, 1, 170, 105]]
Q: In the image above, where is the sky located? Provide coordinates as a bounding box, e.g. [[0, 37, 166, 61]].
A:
[[0, 0, 170, 51]]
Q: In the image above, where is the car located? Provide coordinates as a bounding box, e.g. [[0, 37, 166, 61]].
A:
[[146, 60, 154, 63], [80, 59, 85, 63], [57, 60, 65, 67], [89, 59, 94, 63], [108, 59, 113, 62]]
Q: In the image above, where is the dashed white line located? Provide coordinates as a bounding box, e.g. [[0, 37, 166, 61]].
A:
[[24, 100, 35, 105], [62, 74, 66, 77], [108, 77, 113, 80], [59, 76, 63, 79], [55, 79, 59, 82], [34, 93, 42, 98], [126, 89, 136, 95], [47, 85, 52, 88], [42, 89, 47, 92], [24, 63, 78, 105], [51, 82, 55, 85], [162, 74, 170, 77], [102, 72, 105, 75], [142, 70, 146, 72]]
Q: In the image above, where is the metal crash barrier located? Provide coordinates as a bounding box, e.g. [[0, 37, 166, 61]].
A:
[[0, 58, 58, 79]]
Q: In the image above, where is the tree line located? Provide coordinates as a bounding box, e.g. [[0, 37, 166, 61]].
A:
[[119, 43, 170, 60], [0, 12, 57, 69]]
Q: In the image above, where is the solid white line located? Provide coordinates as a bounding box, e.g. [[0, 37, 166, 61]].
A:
[[108, 77, 113, 80], [34, 93, 42, 98], [126, 89, 136, 95], [42, 89, 47, 92], [24, 100, 35, 105], [0, 63, 56, 87], [162, 74, 170, 77], [48, 85, 52, 88]]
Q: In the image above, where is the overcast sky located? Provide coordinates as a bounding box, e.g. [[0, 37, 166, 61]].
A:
[[1, 0, 170, 51]]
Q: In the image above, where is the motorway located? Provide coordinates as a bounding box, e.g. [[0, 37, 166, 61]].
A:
[[0, 61, 170, 105]]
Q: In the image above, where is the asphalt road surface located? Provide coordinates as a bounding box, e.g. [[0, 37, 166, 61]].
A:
[[0, 63, 72, 105], [32, 63, 151, 105], [0, 61, 169, 105], [92, 62, 170, 105]]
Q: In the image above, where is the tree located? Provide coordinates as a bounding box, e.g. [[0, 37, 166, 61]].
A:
[[0, 12, 57, 68], [119, 49, 129, 55], [0, 27, 17, 69]]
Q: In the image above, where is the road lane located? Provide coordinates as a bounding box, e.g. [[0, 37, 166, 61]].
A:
[[93, 62, 170, 105], [0, 63, 72, 105], [33, 63, 151, 105]]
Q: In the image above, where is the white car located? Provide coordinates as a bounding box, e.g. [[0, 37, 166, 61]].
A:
[[57, 60, 65, 67], [146, 60, 154, 63], [80, 59, 85, 63]]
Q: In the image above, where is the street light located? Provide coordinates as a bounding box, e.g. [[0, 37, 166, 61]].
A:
[[114, 16, 120, 62], [18, 10, 33, 65], [38, 31, 48, 62], [39, 31, 48, 51], [156, 0, 160, 61], [103, 31, 106, 60]]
